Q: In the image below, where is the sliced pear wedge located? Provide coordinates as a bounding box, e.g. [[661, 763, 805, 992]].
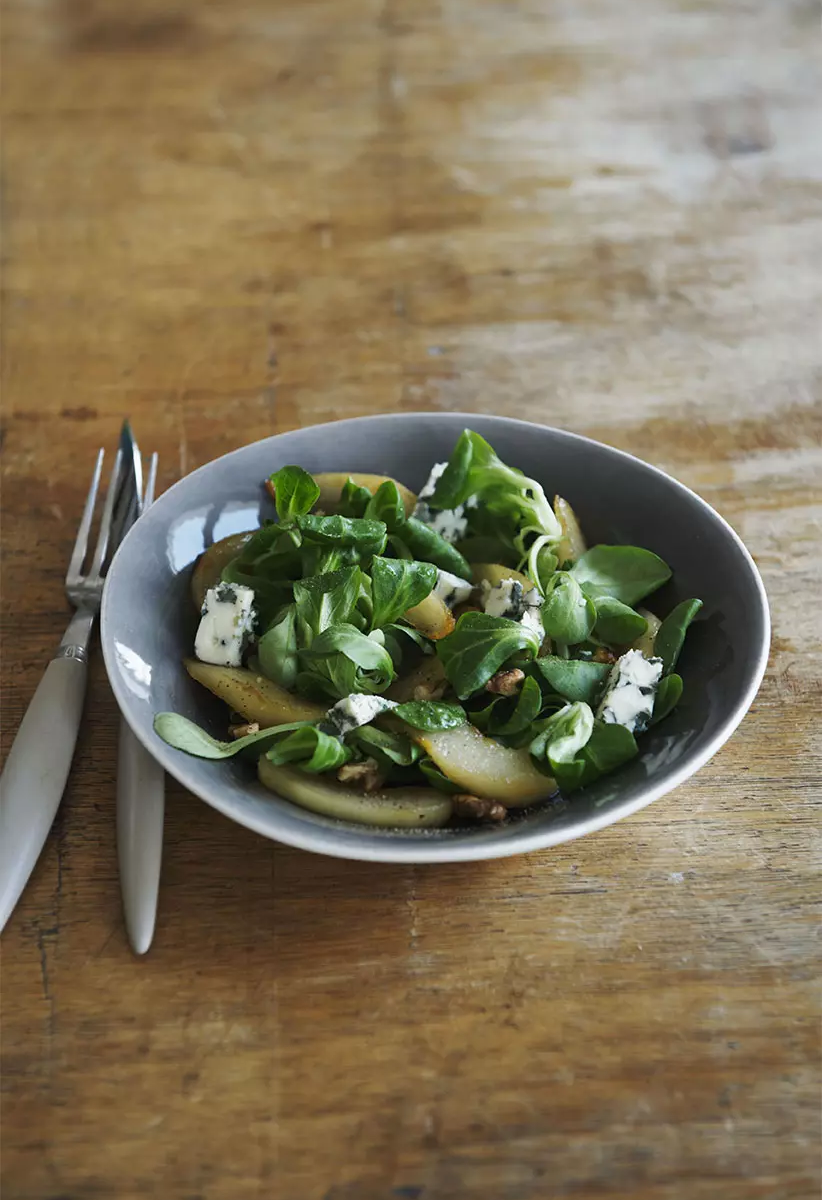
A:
[[313, 472, 417, 517], [413, 724, 556, 807], [190, 531, 253, 609], [184, 659, 324, 727], [554, 496, 587, 565], [631, 607, 662, 657], [258, 759, 453, 828], [403, 592, 455, 640], [471, 562, 533, 591]]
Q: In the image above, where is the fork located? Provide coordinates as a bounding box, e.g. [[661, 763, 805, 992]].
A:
[[0, 444, 135, 932]]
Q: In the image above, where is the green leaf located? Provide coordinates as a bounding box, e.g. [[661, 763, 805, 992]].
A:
[[294, 514, 388, 557], [531, 711, 638, 793], [338, 477, 372, 518], [350, 725, 422, 768], [530, 702, 594, 772], [571, 545, 672, 606], [221, 523, 303, 607], [540, 573, 596, 644], [268, 465, 320, 523], [591, 595, 648, 645], [431, 429, 562, 552], [266, 726, 351, 773], [655, 599, 703, 673], [293, 568, 363, 643], [486, 674, 543, 736], [650, 673, 683, 725], [364, 480, 407, 532], [399, 518, 472, 578], [419, 757, 463, 794], [370, 557, 437, 629], [299, 543, 362, 579], [153, 713, 309, 759], [531, 656, 612, 704], [580, 721, 638, 779], [527, 535, 558, 595], [436, 611, 542, 700], [300, 623, 395, 698], [381, 622, 431, 671], [385, 623, 433, 654], [257, 604, 299, 690], [304, 625, 392, 670], [393, 700, 467, 731]]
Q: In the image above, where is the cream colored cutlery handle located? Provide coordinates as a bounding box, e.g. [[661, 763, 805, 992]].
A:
[[117, 716, 165, 955], [0, 653, 88, 933]]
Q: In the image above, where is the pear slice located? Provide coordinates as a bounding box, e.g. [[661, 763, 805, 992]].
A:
[[471, 562, 533, 590], [258, 759, 452, 828], [554, 496, 587, 565], [631, 607, 662, 657], [190, 531, 253, 609], [403, 592, 455, 640], [413, 723, 556, 808], [184, 659, 324, 727]]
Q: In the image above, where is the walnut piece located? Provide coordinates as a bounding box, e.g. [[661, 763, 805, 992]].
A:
[[229, 722, 260, 739], [336, 759, 386, 793], [452, 793, 507, 822], [485, 667, 525, 695]]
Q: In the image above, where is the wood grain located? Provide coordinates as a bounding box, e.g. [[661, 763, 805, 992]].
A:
[[1, 1, 820, 1197]]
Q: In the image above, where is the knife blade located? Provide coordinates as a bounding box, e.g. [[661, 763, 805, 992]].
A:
[[115, 442, 165, 955]]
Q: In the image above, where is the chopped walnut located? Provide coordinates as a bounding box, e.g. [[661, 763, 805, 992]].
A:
[[336, 759, 386, 792], [452, 793, 507, 822], [229, 721, 260, 739], [593, 647, 618, 664], [486, 667, 525, 696]]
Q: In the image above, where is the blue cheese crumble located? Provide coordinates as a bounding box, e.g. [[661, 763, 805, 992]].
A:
[[433, 569, 474, 610], [482, 578, 544, 639], [195, 583, 256, 667], [322, 693, 398, 736], [596, 649, 663, 734]]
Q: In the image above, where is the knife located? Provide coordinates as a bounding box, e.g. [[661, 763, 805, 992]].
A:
[[115, 431, 165, 955]]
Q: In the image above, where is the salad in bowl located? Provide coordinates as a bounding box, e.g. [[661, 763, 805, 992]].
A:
[[154, 430, 702, 829]]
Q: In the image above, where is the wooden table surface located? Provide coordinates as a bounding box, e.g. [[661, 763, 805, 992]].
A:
[[2, 1, 820, 1197]]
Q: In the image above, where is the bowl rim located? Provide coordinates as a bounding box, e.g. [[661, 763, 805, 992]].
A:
[[101, 413, 771, 863]]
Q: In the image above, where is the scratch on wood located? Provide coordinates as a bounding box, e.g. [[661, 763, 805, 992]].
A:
[[36, 926, 52, 1003]]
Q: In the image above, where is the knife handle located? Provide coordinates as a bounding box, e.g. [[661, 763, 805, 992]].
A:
[[0, 651, 88, 933], [116, 716, 165, 955]]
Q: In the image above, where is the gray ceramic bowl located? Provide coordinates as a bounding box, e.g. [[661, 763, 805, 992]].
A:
[[101, 414, 770, 863]]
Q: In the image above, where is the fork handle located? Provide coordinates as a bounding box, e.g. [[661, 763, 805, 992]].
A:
[[117, 716, 165, 955], [0, 651, 88, 933]]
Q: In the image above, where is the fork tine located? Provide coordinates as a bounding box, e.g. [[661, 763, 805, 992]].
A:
[[144, 453, 159, 507], [66, 449, 104, 584], [109, 457, 140, 552], [88, 448, 123, 579]]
